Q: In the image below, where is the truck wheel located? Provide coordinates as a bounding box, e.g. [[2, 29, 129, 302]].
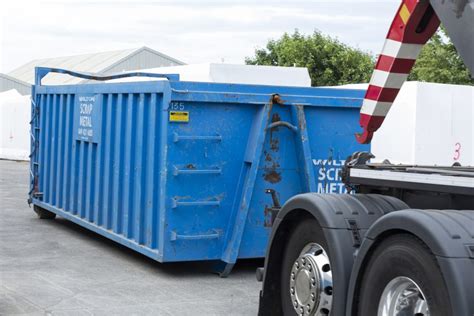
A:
[[33, 205, 56, 219], [281, 219, 333, 316], [357, 234, 452, 316]]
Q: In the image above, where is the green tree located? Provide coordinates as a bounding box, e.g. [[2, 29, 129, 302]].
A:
[[245, 30, 375, 86], [409, 27, 473, 84]]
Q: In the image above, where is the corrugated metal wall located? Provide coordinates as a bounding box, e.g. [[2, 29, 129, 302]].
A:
[[37, 92, 165, 253]]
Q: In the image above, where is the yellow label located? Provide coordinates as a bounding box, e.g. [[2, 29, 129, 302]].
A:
[[169, 111, 189, 122], [399, 4, 410, 24]]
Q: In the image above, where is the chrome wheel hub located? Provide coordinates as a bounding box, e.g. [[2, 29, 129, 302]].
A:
[[378, 276, 430, 316], [290, 243, 333, 315]]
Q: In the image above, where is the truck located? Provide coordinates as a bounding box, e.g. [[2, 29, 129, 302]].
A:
[[257, 0, 474, 315]]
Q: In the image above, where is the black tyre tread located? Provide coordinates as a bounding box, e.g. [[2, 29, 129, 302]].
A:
[[33, 205, 56, 219], [357, 233, 452, 316]]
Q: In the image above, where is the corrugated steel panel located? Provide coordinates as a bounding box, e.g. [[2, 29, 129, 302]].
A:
[[29, 67, 369, 273], [7, 47, 184, 85], [35, 91, 165, 255]]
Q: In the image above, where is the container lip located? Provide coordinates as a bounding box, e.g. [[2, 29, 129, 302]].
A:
[[169, 80, 365, 99], [34, 66, 179, 86], [34, 84, 363, 109], [35, 80, 170, 95], [33, 67, 365, 109], [169, 89, 362, 108]]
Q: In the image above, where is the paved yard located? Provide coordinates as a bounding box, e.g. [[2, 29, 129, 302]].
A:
[[0, 160, 261, 315]]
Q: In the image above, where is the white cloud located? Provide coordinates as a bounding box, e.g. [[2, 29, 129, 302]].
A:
[[0, 0, 399, 73]]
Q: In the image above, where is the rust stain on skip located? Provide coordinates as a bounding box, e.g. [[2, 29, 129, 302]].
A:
[[265, 151, 272, 162], [272, 94, 284, 105], [263, 95, 285, 184], [271, 113, 281, 123], [264, 170, 282, 184], [270, 138, 279, 151], [263, 158, 281, 183], [296, 105, 307, 130], [269, 113, 281, 151], [263, 206, 275, 227]]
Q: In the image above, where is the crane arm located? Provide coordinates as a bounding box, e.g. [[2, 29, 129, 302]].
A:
[[356, 0, 440, 144]]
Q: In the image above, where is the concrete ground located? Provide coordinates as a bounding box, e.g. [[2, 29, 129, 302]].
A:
[[0, 160, 262, 315]]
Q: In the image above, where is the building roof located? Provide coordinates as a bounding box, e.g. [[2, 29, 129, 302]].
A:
[[1, 73, 29, 85], [7, 47, 184, 85]]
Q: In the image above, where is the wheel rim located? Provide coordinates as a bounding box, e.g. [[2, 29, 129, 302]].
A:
[[289, 243, 333, 315], [378, 276, 430, 316]]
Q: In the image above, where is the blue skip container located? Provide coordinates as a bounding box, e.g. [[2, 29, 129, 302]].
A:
[[29, 67, 368, 275]]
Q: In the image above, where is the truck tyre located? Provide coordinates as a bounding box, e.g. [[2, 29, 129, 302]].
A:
[[357, 234, 452, 316], [33, 205, 56, 219], [281, 219, 332, 316], [258, 194, 409, 316]]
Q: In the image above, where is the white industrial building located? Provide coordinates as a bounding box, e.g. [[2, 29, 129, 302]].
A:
[[0, 47, 185, 95]]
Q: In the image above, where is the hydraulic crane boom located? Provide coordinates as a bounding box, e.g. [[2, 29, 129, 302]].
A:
[[356, 0, 474, 144]]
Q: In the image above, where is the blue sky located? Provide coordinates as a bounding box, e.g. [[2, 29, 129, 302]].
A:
[[0, 0, 400, 73]]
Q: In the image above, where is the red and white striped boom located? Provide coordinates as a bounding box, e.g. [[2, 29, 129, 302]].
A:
[[356, 0, 440, 144]]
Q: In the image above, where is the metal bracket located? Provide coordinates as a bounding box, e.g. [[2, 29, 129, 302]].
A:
[[291, 105, 317, 192], [341, 151, 375, 193], [346, 219, 362, 247], [28, 95, 41, 202], [170, 229, 221, 241], [172, 165, 222, 176], [220, 101, 274, 272], [173, 132, 222, 143], [171, 198, 221, 209], [266, 121, 298, 132], [264, 189, 281, 227]]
